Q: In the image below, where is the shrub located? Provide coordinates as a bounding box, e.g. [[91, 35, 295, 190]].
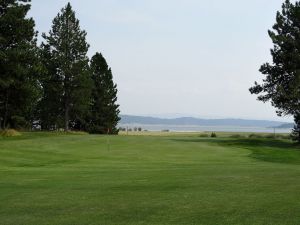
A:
[[229, 134, 245, 138], [264, 134, 276, 139], [275, 134, 290, 140], [66, 131, 89, 135], [0, 129, 21, 137], [291, 115, 300, 143], [248, 133, 262, 138], [211, 132, 217, 138], [10, 116, 30, 129], [199, 133, 209, 138], [87, 124, 105, 134], [119, 127, 126, 132]]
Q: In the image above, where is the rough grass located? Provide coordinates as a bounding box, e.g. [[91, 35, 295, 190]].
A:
[[0, 132, 300, 225]]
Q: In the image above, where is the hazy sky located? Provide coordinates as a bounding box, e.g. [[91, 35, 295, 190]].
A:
[[29, 0, 293, 121]]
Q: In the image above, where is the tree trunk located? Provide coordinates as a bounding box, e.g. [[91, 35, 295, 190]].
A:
[[65, 100, 69, 131], [3, 91, 9, 129], [64, 63, 70, 131]]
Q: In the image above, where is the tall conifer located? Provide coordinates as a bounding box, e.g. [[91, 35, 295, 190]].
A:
[[250, 0, 300, 141], [89, 53, 120, 134], [41, 3, 91, 131], [0, 0, 40, 129]]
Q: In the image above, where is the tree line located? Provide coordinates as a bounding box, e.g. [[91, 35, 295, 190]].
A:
[[2, 0, 300, 140], [0, 1, 120, 134]]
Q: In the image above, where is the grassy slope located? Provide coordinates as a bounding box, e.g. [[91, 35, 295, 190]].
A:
[[0, 133, 300, 225]]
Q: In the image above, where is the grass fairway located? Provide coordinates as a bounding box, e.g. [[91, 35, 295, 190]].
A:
[[1, 133, 300, 225]]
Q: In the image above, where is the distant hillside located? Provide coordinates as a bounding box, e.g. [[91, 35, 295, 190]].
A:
[[120, 115, 290, 128], [274, 123, 294, 129]]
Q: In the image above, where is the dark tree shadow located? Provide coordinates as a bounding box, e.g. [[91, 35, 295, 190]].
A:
[[171, 137, 300, 164], [171, 137, 300, 150]]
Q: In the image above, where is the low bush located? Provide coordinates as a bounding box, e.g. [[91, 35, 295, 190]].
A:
[[199, 133, 209, 138], [211, 132, 217, 138], [275, 134, 291, 140], [119, 127, 126, 132], [0, 129, 22, 137], [248, 133, 262, 138], [66, 131, 89, 135], [248, 133, 287, 139], [264, 134, 276, 139], [229, 134, 245, 138]]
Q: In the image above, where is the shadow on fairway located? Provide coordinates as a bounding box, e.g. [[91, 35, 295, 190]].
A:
[[171, 137, 300, 164], [171, 137, 297, 149]]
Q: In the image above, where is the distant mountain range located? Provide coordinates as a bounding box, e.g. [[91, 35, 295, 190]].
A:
[[119, 115, 292, 128], [274, 123, 294, 129]]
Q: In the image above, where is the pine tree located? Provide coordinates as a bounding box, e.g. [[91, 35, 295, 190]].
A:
[[38, 44, 64, 130], [41, 3, 91, 131], [249, 0, 300, 141], [0, 0, 40, 129], [89, 53, 120, 134], [291, 113, 300, 142]]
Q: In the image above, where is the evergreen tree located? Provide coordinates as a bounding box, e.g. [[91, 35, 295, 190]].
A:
[[0, 0, 40, 129], [41, 3, 91, 131], [291, 113, 300, 142], [249, 0, 300, 141], [89, 53, 120, 134], [38, 44, 63, 130]]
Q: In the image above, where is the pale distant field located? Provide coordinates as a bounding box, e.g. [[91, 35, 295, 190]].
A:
[[119, 130, 290, 138]]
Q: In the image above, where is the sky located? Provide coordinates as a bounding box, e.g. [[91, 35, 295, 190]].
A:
[[29, 0, 293, 122]]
